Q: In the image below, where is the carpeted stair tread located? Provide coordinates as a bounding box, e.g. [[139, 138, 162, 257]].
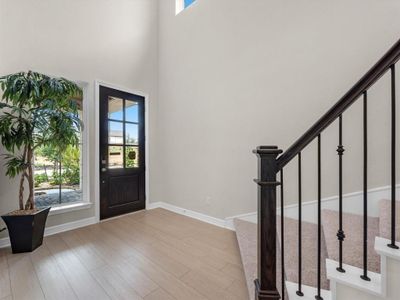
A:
[[234, 217, 329, 299], [379, 199, 400, 242], [321, 209, 380, 273]]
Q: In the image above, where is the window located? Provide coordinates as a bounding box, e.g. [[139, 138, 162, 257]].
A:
[[34, 92, 86, 209], [107, 97, 140, 169], [184, 0, 196, 8], [176, 0, 196, 14]]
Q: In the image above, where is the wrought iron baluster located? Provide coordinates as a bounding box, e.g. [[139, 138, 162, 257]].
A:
[[280, 170, 285, 300], [361, 91, 371, 281], [316, 135, 323, 300], [297, 153, 304, 297], [388, 65, 399, 250], [337, 115, 346, 273]]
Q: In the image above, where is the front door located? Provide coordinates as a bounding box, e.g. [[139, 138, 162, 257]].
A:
[[99, 86, 145, 220]]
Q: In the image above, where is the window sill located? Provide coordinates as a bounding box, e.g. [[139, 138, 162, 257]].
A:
[[48, 202, 92, 216]]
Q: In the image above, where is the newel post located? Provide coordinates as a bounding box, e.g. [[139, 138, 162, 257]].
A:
[[253, 146, 283, 300]]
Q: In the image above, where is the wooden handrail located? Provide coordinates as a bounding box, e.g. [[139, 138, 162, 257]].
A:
[[277, 38, 400, 170]]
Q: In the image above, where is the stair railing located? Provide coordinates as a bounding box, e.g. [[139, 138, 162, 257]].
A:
[[254, 38, 400, 300]]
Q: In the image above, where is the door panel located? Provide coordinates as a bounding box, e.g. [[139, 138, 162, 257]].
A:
[[99, 86, 145, 220], [108, 175, 139, 206]]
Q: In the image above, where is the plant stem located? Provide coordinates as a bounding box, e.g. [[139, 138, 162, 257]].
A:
[[25, 146, 35, 210], [18, 173, 25, 210], [18, 146, 28, 210]]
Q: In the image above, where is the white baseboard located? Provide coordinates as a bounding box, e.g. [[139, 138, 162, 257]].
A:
[[147, 201, 233, 230], [0, 216, 97, 249], [147, 184, 398, 231], [226, 184, 400, 225], [1, 183, 395, 249]]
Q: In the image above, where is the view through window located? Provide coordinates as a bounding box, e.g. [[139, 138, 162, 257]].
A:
[[34, 98, 83, 208]]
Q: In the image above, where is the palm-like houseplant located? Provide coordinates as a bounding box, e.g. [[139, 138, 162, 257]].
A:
[[0, 71, 82, 253]]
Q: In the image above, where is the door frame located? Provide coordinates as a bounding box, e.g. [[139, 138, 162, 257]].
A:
[[94, 80, 150, 222]]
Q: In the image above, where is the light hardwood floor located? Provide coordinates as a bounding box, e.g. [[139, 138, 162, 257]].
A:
[[0, 208, 249, 300]]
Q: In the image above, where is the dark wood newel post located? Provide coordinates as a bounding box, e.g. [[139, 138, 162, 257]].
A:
[[253, 146, 283, 300]]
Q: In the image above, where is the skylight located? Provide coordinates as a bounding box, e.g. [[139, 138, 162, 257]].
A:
[[176, 0, 196, 15], [184, 0, 196, 8]]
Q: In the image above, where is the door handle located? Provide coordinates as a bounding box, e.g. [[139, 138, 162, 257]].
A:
[[101, 167, 107, 172]]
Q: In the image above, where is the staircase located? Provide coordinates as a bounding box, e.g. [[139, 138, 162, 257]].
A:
[[235, 199, 400, 299], [241, 38, 400, 300]]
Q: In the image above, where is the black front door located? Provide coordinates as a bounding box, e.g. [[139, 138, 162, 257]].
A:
[[99, 86, 145, 220]]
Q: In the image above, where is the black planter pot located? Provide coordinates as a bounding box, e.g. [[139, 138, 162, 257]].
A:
[[1, 207, 51, 253]]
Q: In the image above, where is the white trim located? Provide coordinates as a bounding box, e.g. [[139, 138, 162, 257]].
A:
[[225, 211, 257, 230], [0, 216, 96, 249], [175, 0, 185, 15], [326, 258, 384, 297], [147, 202, 232, 230], [146, 183, 399, 231], [48, 202, 92, 216], [286, 282, 331, 300], [325, 237, 400, 299], [375, 236, 400, 261], [78, 81, 91, 208], [228, 184, 400, 225], [94, 80, 150, 223]]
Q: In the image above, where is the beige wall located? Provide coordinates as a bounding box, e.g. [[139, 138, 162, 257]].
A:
[[0, 0, 160, 237], [158, 0, 400, 218], [2, 0, 400, 235]]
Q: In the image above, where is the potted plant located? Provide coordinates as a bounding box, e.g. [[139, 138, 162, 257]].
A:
[[0, 71, 82, 253]]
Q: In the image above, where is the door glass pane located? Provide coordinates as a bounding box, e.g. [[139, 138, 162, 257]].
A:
[[125, 146, 139, 168], [125, 100, 139, 123], [125, 123, 139, 145], [108, 121, 123, 144], [108, 146, 123, 169], [108, 97, 123, 120]]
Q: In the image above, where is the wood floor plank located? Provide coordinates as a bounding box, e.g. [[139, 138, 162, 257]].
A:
[[226, 279, 250, 300], [85, 225, 137, 259], [7, 253, 45, 300], [0, 249, 11, 300], [181, 269, 243, 300], [44, 235, 110, 300], [29, 244, 78, 300], [146, 208, 236, 245], [126, 253, 206, 300], [102, 218, 157, 245], [72, 224, 160, 297], [144, 288, 176, 300], [91, 265, 143, 300], [121, 218, 209, 258], [129, 212, 199, 240], [220, 262, 246, 281], [112, 259, 159, 298], [138, 240, 235, 287], [98, 220, 191, 278], [72, 226, 126, 265], [60, 229, 106, 271], [184, 236, 243, 266]]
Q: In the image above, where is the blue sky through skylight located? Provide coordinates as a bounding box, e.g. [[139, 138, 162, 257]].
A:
[[184, 0, 196, 8]]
